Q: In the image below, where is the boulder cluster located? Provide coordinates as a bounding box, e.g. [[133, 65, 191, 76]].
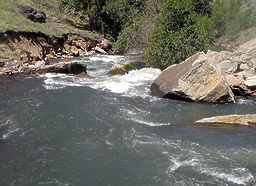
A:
[[150, 38, 256, 125], [151, 38, 256, 103]]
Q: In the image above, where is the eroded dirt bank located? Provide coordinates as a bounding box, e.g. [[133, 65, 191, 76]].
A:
[[0, 30, 114, 75]]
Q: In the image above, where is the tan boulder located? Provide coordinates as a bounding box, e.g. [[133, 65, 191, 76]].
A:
[[195, 114, 256, 125], [107, 64, 127, 76], [150, 52, 235, 103]]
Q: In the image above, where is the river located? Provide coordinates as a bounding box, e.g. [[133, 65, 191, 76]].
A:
[[0, 54, 256, 185]]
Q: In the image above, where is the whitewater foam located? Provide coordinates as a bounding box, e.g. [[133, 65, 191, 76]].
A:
[[199, 167, 255, 185], [41, 58, 161, 98]]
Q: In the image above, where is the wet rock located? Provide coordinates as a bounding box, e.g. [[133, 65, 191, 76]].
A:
[[195, 114, 256, 125], [151, 52, 235, 103], [107, 64, 127, 76], [124, 61, 146, 73], [37, 62, 87, 74]]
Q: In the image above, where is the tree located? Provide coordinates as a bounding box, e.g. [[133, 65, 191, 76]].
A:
[[144, 0, 213, 69]]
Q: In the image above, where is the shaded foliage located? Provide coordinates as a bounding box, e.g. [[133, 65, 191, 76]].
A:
[[60, 0, 146, 41]]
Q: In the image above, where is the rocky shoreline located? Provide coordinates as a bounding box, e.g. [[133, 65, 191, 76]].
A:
[[150, 37, 256, 125], [151, 38, 256, 102]]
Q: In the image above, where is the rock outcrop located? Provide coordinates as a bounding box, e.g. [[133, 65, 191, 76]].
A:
[[216, 38, 256, 96], [107, 64, 127, 76], [151, 52, 235, 103], [195, 114, 256, 126], [151, 37, 256, 102]]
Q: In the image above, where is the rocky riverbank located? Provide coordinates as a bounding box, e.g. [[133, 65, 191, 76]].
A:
[[151, 37, 256, 103], [150, 37, 256, 125], [0, 30, 114, 76]]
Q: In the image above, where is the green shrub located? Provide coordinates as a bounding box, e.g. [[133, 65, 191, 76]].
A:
[[144, 0, 213, 69]]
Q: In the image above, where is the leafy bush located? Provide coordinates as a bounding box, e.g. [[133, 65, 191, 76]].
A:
[[60, 0, 146, 41], [59, 0, 256, 69], [114, 0, 163, 53], [144, 0, 213, 69]]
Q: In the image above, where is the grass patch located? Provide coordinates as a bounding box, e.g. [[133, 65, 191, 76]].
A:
[[0, 0, 101, 38]]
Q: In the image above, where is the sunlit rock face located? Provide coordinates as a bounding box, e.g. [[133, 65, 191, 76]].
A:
[[195, 114, 256, 125], [151, 52, 235, 103]]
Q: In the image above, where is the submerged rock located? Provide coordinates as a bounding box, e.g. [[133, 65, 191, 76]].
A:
[[77, 72, 94, 79], [107, 64, 127, 76], [123, 61, 146, 73], [195, 114, 256, 125], [151, 52, 235, 103]]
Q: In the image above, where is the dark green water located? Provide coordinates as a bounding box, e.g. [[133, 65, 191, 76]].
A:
[[0, 55, 256, 185]]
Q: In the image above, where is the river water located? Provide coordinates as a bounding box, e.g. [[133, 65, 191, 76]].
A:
[[0, 54, 256, 185]]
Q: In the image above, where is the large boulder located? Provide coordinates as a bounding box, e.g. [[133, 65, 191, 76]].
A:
[[195, 114, 256, 125], [107, 64, 127, 76], [18, 5, 47, 23], [150, 52, 235, 103], [37, 62, 87, 74]]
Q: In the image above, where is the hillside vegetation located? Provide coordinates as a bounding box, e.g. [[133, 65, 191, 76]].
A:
[[60, 0, 256, 69], [0, 0, 100, 38], [0, 0, 256, 69]]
